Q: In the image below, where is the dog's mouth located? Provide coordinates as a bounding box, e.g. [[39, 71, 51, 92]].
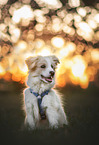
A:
[[41, 75, 53, 83]]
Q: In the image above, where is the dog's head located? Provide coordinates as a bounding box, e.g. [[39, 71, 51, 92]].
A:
[[25, 55, 59, 85]]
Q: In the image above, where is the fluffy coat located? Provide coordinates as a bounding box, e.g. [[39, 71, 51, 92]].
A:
[[23, 55, 68, 129]]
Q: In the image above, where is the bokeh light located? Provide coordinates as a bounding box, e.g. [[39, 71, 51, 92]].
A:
[[0, 0, 99, 89], [0, 0, 8, 5]]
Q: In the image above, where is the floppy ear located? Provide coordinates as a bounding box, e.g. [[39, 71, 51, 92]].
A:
[[51, 55, 60, 65], [25, 56, 39, 70]]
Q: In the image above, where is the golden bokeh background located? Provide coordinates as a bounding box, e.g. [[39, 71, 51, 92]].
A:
[[0, 0, 99, 89]]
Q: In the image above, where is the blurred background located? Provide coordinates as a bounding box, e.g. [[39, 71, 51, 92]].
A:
[[0, 0, 99, 145]]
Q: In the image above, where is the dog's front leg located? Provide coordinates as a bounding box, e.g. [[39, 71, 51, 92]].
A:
[[58, 107, 68, 125], [46, 108, 58, 128], [25, 103, 35, 129]]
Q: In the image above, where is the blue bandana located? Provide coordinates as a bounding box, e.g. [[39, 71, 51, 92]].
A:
[[29, 88, 50, 120]]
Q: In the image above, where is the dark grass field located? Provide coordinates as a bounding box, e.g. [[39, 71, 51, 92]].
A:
[[0, 80, 99, 145]]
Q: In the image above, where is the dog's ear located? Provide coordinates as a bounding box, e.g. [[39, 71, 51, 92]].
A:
[[25, 56, 39, 70], [51, 55, 60, 65]]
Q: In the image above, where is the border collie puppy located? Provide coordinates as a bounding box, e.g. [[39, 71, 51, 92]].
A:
[[23, 55, 68, 129]]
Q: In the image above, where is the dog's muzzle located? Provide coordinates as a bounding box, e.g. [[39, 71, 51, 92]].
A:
[[41, 71, 54, 83]]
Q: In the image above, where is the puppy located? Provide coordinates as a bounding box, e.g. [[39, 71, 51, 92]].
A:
[[23, 55, 68, 129]]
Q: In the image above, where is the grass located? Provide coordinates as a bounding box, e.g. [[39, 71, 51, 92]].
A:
[[0, 81, 99, 145]]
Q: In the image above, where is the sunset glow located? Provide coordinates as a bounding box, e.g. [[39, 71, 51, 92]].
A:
[[0, 0, 99, 89], [0, 37, 99, 88]]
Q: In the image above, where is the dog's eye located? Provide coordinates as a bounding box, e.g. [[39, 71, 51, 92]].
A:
[[41, 65, 46, 68]]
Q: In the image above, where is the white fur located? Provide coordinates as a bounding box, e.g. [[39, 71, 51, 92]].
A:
[[23, 55, 68, 129]]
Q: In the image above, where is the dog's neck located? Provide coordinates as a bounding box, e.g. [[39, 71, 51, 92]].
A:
[[27, 74, 55, 94]]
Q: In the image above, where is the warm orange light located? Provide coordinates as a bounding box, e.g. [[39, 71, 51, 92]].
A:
[[12, 74, 21, 82], [51, 37, 65, 48], [37, 48, 52, 56], [80, 74, 89, 89], [77, 7, 86, 17], [35, 24, 44, 32], [12, 5, 34, 25], [91, 49, 99, 63], [56, 74, 66, 87], [3, 73, 11, 81], [0, 36, 99, 89], [14, 40, 27, 53], [59, 42, 76, 58], [77, 21, 94, 41], [71, 55, 87, 77], [68, 0, 80, 8], [0, 0, 99, 89], [0, 0, 8, 5], [0, 65, 5, 75], [34, 0, 62, 9]]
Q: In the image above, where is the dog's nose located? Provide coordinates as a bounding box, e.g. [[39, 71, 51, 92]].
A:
[[50, 71, 55, 76]]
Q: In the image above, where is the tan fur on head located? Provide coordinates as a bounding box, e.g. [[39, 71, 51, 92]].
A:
[[51, 55, 60, 65], [25, 56, 42, 71], [25, 55, 59, 71]]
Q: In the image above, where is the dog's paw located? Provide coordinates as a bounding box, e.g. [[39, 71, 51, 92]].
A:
[[49, 123, 59, 129], [25, 120, 35, 130], [25, 123, 36, 130]]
